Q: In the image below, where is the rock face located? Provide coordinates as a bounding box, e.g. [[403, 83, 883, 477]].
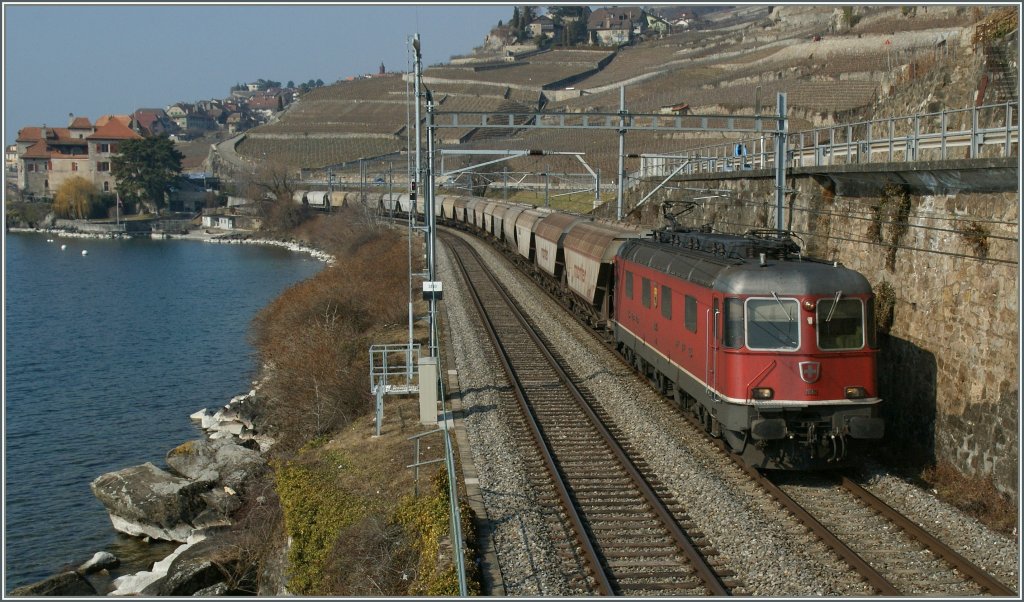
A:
[[8, 571, 97, 596], [90, 462, 211, 542], [165, 438, 266, 492]]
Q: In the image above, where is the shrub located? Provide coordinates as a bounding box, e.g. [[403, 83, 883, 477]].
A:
[[274, 450, 363, 594], [394, 468, 480, 596], [250, 214, 414, 450]]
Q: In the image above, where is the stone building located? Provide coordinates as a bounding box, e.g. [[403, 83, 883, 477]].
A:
[[14, 115, 142, 199]]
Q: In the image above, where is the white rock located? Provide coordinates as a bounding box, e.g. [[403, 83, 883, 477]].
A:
[[78, 550, 119, 574], [189, 408, 210, 421], [109, 534, 205, 596], [108, 514, 193, 543]]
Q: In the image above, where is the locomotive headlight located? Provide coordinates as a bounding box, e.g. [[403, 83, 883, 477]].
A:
[[845, 386, 868, 399], [803, 299, 817, 311], [751, 387, 774, 400]]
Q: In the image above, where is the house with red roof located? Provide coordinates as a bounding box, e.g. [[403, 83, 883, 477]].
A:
[[15, 114, 141, 199], [133, 108, 177, 137]]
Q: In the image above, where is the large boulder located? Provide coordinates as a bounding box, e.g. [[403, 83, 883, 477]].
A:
[[142, 534, 252, 596], [165, 438, 266, 492], [90, 462, 212, 542], [8, 571, 97, 596]]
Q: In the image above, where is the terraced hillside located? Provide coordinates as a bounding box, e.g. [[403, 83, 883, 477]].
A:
[[218, 5, 1002, 185]]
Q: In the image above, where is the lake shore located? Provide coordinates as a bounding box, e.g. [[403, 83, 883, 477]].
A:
[[7, 226, 335, 264]]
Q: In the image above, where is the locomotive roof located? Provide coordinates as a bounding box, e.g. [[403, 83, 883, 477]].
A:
[[620, 236, 873, 296]]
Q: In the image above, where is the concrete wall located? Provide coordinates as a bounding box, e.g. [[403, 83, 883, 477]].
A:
[[629, 172, 1019, 500]]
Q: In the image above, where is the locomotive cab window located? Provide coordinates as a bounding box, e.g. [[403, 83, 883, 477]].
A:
[[641, 277, 651, 309], [625, 270, 634, 299], [746, 298, 799, 350], [661, 286, 672, 319], [816, 298, 864, 350]]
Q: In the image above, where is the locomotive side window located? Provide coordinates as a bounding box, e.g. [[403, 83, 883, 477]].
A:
[[642, 278, 651, 309], [816, 298, 864, 350], [723, 298, 744, 348], [661, 286, 672, 319], [746, 298, 799, 350], [625, 270, 634, 299], [684, 295, 698, 333]]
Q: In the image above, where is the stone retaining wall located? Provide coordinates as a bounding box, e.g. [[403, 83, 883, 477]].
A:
[[631, 173, 1019, 500]]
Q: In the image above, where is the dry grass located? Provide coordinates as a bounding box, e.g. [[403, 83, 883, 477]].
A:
[[920, 461, 1017, 535]]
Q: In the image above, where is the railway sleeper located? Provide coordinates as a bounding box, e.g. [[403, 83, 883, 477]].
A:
[[587, 521, 665, 531], [598, 547, 686, 557], [615, 573, 702, 584], [606, 558, 693, 569], [616, 583, 706, 594]]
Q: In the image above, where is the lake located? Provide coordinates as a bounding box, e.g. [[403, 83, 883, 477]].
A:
[[4, 232, 323, 592]]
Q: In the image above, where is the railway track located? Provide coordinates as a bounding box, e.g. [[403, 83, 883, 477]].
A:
[[438, 223, 1015, 597], [442, 231, 735, 596], [691, 417, 1017, 597], [447, 225, 1016, 598]]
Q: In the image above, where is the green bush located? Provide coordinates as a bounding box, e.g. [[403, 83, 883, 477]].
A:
[[394, 468, 480, 596], [274, 450, 363, 594]]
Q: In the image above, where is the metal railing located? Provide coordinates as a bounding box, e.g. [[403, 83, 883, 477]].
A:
[[368, 343, 421, 395], [639, 101, 1019, 178]]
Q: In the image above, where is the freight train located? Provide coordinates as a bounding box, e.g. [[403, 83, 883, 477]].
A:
[[378, 192, 884, 470]]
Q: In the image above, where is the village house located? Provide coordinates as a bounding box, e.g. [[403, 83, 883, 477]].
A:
[[5, 144, 18, 174], [225, 111, 255, 134], [133, 108, 177, 137], [587, 7, 648, 46], [15, 115, 141, 199], [165, 103, 195, 129], [527, 15, 557, 40]]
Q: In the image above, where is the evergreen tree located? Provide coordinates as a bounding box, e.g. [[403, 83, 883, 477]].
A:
[[111, 135, 184, 213]]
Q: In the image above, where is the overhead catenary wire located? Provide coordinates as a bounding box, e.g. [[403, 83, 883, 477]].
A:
[[707, 217, 1018, 266]]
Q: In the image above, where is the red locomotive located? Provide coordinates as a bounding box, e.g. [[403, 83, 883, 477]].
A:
[[613, 226, 883, 469], [413, 194, 884, 469]]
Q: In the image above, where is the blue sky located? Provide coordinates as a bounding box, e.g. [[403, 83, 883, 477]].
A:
[[2, 3, 515, 145]]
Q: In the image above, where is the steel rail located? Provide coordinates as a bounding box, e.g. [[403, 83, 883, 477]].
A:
[[461, 236, 731, 597], [686, 418, 902, 596], [444, 232, 615, 595], [445, 230, 731, 596], [840, 476, 1017, 597]]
